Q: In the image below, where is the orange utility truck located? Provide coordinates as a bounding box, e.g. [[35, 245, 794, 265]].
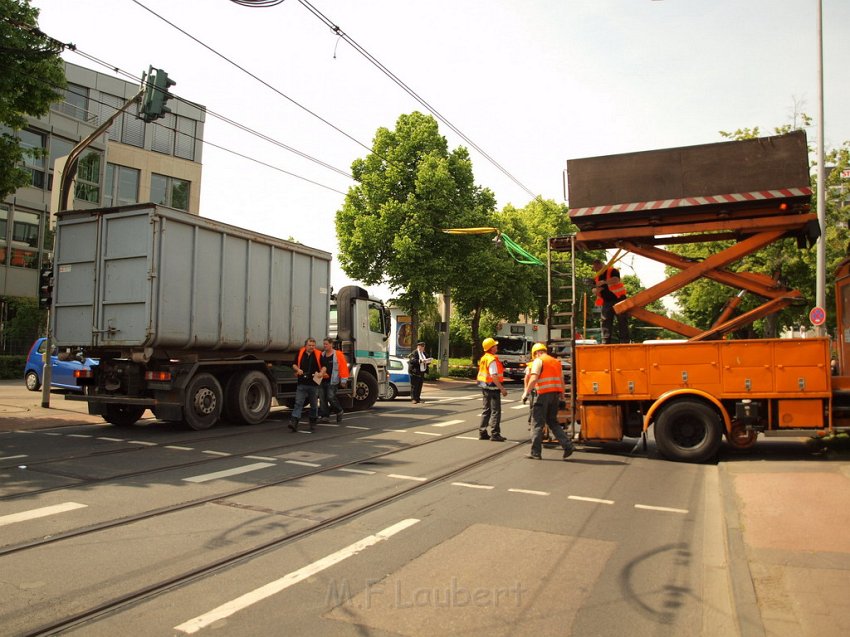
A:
[[550, 130, 850, 462]]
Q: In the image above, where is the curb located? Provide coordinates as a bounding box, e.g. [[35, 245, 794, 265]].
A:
[[718, 463, 765, 637]]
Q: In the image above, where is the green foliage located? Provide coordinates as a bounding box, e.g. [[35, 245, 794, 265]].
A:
[[0, 0, 66, 199], [3, 296, 45, 341], [0, 354, 27, 379]]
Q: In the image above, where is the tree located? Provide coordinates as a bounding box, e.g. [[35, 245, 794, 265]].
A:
[[0, 0, 66, 199], [336, 112, 496, 341]]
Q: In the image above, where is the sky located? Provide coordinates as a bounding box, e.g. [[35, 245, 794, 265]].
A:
[[30, 0, 850, 300]]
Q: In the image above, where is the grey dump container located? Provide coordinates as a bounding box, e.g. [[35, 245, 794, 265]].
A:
[[53, 204, 331, 355], [567, 130, 812, 230]]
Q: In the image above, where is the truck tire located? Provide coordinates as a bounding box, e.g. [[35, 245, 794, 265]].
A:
[[225, 370, 273, 425], [352, 371, 379, 411], [654, 399, 722, 463], [183, 373, 223, 430], [104, 404, 145, 427]]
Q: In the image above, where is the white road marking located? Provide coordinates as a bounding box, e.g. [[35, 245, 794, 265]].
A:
[[98, 437, 126, 442], [382, 429, 408, 433], [43, 432, 62, 436], [128, 440, 157, 446], [0, 502, 87, 528], [174, 519, 420, 634], [285, 460, 321, 467], [316, 423, 339, 427], [452, 482, 495, 490], [183, 463, 275, 483], [569, 495, 614, 505], [164, 445, 194, 451], [413, 431, 441, 437], [0, 454, 27, 461], [508, 488, 550, 496], [202, 450, 231, 457], [345, 425, 369, 430], [634, 504, 689, 514], [511, 404, 528, 410], [456, 436, 481, 441], [431, 419, 464, 428], [388, 474, 427, 482], [244, 455, 276, 461], [67, 434, 93, 438], [338, 468, 375, 475]]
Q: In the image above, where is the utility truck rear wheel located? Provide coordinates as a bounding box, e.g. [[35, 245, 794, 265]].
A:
[[105, 404, 145, 427], [654, 399, 721, 463], [225, 370, 272, 425], [352, 372, 379, 411], [184, 373, 223, 430]]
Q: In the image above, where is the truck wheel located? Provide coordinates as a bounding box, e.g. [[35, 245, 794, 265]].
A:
[[25, 370, 41, 392], [726, 423, 758, 451], [654, 399, 722, 463], [104, 404, 145, 427], [352, 372, 379, 411], [184, 373, 223, 430], [225, 370, 272, 425]]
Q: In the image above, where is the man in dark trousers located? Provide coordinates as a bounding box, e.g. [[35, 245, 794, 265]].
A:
[[407, 341, 432, 404], [289, 337, 325, 432], [592, 258, 630, 344]]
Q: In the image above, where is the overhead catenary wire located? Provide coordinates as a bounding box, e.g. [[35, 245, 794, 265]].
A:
[[295, 0, 537, 199]]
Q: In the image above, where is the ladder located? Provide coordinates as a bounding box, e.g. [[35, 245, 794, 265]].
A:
[[547, 235, 577, 438]]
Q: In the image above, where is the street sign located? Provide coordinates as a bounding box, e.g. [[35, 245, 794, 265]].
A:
[[809, 306, 826, 326]]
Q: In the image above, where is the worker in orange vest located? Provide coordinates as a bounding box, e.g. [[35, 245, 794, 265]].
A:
[[521, 342, 574, 460], [592, 258, 630, 344], [477, 337, 508, 441]]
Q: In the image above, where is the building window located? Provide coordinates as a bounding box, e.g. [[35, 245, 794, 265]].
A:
[[19, 129, 46, 189], [0, 205, 8, 265], [48, 136, 74, 191], [151, 113, 176, 155], [99, 92, 144, 148], [54, 83, 94, 122], [104, 163, 140, 207], [10, 209, 39, 269], [175, 116, 196, 160], [75, 150, 101, 203], [151, 173, 189, 211]]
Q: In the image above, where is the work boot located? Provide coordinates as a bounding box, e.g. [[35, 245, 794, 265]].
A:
[[336, 409, 343, 423], [527, 453, 542, 460], [479, 432, 491, 440], [562, 446, 574, 460], [490, 433, 507, 442], [319, 416, 330, 423], [288, 418, 298, 432]]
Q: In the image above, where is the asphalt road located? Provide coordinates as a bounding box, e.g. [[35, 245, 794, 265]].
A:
[[2, 380, 734, 636]]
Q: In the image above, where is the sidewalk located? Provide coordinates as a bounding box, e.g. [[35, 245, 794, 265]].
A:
[[720, 442, 850, 637], [0, 391, 110, 431]]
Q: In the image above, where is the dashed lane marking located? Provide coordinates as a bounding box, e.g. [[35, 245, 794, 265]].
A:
[[174, 518, 420, 634], [388, 474, 427, 482], [164, 445, 194, 451], [452, 482, 495, 490], [337, 468, 376, 475], [382, 429, 408, 433], [431, 419, 464, 428], [634, 504, 688, 514], [98, 437, 126, 442], [345, 425, 369, 430], [316, 423, 340, 427], [244, 455, 277, 461], [0, 454, 27, 461], [67, 434, 93, 438], [128, 440, 157, 446], [285, 460, 321, 467], [510, 404, 528, 410], [202, 450, 231, 457], [183, 463, 276, 483], [0, 502, 87, 528], [413, 431, 441, 437], [569, 495, 615, 505], [456, 436, 482, 441], [508, 488, 550, 496]]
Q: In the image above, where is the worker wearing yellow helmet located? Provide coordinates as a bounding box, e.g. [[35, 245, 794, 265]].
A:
[[477, 337, 508, 442], [521, 342, 574, 460]]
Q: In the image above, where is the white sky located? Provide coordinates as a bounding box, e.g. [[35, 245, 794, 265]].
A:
[[31, 0, 850, 298]]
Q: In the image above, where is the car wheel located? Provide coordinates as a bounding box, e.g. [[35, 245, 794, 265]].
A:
[[25, 370, 41, 392], [388, 383, 398, 400]]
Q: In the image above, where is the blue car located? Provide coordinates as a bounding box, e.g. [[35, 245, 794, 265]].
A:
[[385, 355, 411, 400], [24, 338, 97, 392]]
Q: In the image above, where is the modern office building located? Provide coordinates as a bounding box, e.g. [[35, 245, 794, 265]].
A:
[[1, 61, 206, 301]]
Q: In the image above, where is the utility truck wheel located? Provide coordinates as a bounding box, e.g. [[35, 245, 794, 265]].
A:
[[654, 399, 722, 463], [225, 370, 272, 425], [184, 373, 223, 430], [352, 372, 379, 411], [105, 404, 145, 427]]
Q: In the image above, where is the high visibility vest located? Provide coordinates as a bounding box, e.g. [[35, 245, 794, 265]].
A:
[[594, 267, 627, 306], [296, 347, 322, 371], [535, 354, 564, 394], [322, 349, 350, 381], [477, 352, 504, 386]]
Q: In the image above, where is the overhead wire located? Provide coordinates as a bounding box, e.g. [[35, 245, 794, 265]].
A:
[[295, 0, 537, 199]]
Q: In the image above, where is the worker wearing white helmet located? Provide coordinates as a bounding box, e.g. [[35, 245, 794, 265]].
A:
[[522, 342, 574, 460]]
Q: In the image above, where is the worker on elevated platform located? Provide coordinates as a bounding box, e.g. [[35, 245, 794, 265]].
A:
[[592, 258, 630, 344]]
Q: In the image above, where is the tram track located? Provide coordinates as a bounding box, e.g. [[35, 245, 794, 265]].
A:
[[16, 414, 529, 636]]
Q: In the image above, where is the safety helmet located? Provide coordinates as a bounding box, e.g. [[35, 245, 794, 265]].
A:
[[531, 342, 548, 355], [482, 337, 497, 352]]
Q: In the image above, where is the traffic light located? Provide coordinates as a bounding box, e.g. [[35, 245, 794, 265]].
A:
[[39, 264, 54, 309], [140, 66, 176, 123]]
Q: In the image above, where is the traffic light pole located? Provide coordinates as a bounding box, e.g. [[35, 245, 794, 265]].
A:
[[58, 89, 143, 212]]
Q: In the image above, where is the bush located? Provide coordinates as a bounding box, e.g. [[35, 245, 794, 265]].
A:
[[0, 355, 27, 380], [448, 365, 477, 379], [426, 368, 441, 381]]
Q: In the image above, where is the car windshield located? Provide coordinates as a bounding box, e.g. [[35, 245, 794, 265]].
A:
[[496, 337, 527, 355]]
